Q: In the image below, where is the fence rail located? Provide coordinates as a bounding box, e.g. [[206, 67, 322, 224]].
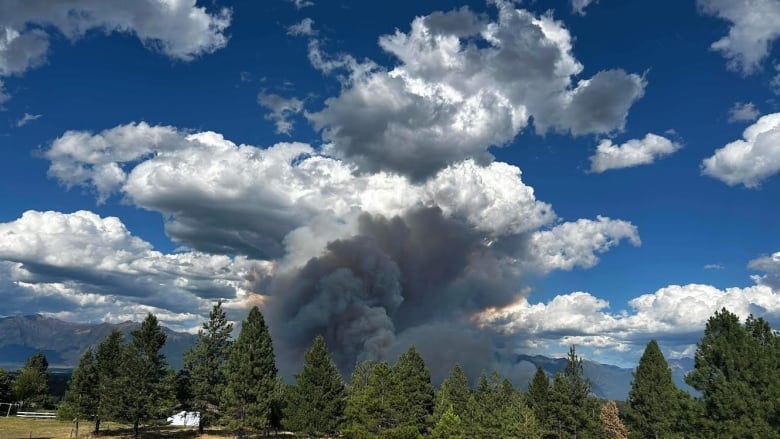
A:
[[16, 411, 57, 419]]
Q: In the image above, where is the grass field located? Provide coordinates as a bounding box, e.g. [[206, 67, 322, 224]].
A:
[[0, 417, 233, 439]]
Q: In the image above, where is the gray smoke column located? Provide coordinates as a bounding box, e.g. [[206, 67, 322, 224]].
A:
[[266, 206, 531, 380]]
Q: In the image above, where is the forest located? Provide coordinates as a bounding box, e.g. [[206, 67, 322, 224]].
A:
[[1, 304, 778, 438]]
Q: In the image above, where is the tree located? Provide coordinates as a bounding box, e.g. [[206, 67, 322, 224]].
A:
[[430, 405, 465, 439], [94, 329, 125, 434], [547, 346, 600, 439], [625, 340, 681, 438], [685, 308, 780, 437], [433, 363, 470, 423], [13, 352, 50, 408], [222, 306, 277, 437], [527, 365, 551, 432], [343, 359, 375, 438], [364, 361, 403, 434], [393, 346, 435, 434], [183, 301, 233, 433], [58, 348, 99, 436], [600, 400, 628, 439], [284, 335, 346, 437], [117, 313, 173, 438], [0, 369, 11, 403]]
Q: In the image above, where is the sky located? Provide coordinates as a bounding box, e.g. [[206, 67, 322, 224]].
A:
[[1, 0, 780, 379]]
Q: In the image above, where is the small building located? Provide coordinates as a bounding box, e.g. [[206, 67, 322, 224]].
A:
[[166, 410, 200, 427]]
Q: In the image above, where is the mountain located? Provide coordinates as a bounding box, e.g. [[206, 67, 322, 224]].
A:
[[0, 314, 196, 370], [513, 354, 696, 401]]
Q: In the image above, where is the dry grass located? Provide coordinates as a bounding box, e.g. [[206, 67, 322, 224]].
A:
[[0, 417, 235, 439]]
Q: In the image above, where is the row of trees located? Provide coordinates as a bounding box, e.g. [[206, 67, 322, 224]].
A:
[[56, 304, 780, 438], [0, 352, 53, 409]]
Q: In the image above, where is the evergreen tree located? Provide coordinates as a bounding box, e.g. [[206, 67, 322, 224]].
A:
[[284, 335, 346, 437], [600, 400, 628, 439], [0, 369, 11, 402], [547, 346, 600, 439], [685, 308, 780, 438], [222, 306, 277, 437], [343, 359, 375, 438], [363, 361, 403, 435], [527, 365, 551, 431], [431, 405, 465, 439], [393, 346, 435, 434], [12, 352, 50, 408], [58, 348, 99, 433], [182, 301, 233, 433], [94, 329, 125, 434], [433, 363, 470, 423], [117, 313, 172, 438], [625, 340, 681, 438]]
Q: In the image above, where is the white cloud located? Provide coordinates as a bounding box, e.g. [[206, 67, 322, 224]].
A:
[[571, 0, 598, 15], [15, 112, 41, 127], [749, 252, 780, 289], [307, 1, 645, 179], [701, 112, 780, 188], [588, 133, 681, 173], [0, 210, 262, 329], [289, 0, 314, 10], [287, 18, 316, 37], [257, 92, 305, 135], [0, 0, 230, 104], [476, 279, 780, 356], [728, 101, 760, 122], [698, 0, 780, 75], [0, 80, 8, 106], [528, 216, 641, 273], [704, 263, 725, 270]]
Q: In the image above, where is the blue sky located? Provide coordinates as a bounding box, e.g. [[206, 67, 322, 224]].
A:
[[1, 0, 780, 375]]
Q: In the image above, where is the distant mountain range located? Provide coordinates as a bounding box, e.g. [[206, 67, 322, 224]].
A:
[[0, 315, 696, 400], [0, 314, 196, 370]]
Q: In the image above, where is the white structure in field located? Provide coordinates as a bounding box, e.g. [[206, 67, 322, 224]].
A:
[[167, 411, 200, 427]]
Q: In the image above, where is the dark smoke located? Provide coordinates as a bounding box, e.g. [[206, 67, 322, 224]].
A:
[[266, 206, 532, 382]]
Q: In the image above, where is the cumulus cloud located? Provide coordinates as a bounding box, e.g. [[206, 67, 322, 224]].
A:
[[476, 278, 780, 360], [307, 1, 645, 179], [698, 0, 780, 75], [0, 210, 261, 330], [728, 101, 760, 123], [289, 0, 314, 10], [701, 112, 780, 188], [749, 252, 780, 289], [588, 133, 681, 173], [571, 0, 598, 15], [257, 92, 305, 135], [41, 121, 641, 374], [15, 112, 41, 127]]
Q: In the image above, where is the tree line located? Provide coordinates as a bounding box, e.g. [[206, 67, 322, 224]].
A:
[[1, 304, 775, 437]]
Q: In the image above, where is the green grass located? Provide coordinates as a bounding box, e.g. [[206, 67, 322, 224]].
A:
[[0, 417, 234, 439]]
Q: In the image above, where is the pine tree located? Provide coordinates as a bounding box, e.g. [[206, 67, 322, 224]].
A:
[[685, 308, 780, 437], [343, 359, 375, 438], [13, 352, 50, 408], [393, 346, 435, 434], [284, 335, 346, 437], [431, 405, 465, 439], [547, 346, 600, 439], [433, 363, 470, 423], [600, 400, 628, 439], [527, 365, 551, 433], [0, 369, 11, 402], [222, 306, 277, 437], [94, 329, 125, 434], [117, 313, 172, 438], [363, 361, 403, 435], [58, 348, 99, 435], [625, 340, 680, 438], [183, 301, 233, 433]]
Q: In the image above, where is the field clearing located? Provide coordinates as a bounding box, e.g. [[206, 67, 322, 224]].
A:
[[0, 417, 232, 439]]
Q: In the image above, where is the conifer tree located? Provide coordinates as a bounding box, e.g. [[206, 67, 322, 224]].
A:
[[343, 359, 375, 438], [363, 361, 403, 435], [625, 340, 680, 438], [547, 346, 600, 439], [284, 335, 346, 437], [58, 348, 99, 434], [0, 369, 11, 402], [222, 306, 277, 437], [118, 313, 173, 438], [12, 352, 50, 408], [183, 301, 233, 433], [94, 329, 125, 433], [393, 346, 435, 434], [433, 363, 470, 423], [527, 365, 551, 432], [431, 405, 465, 439], [600, 400, 628, 439]]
